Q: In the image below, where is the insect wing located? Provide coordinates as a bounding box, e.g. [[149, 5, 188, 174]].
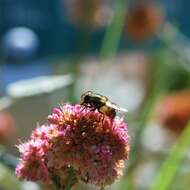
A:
[[106, 101, 128, 117]]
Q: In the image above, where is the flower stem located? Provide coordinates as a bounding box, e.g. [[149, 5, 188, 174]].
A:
[[150, 121, 190, 190], [100, 0, 127, 59], [157, 22, 190, 71], [64, 167, 76, 190]]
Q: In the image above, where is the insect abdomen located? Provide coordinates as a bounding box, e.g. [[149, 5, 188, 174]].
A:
[[99, 106, 116, 119]]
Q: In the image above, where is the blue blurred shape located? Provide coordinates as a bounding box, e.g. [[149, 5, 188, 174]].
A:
[[2, 27, 39, 60], [2, 60, 52, 86]]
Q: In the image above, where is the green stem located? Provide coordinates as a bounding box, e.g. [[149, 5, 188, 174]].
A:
[[64, 167, 76, 190], [150, 121, 190, 190], [100, 0, 127, 59], [129, 57, 168, 167], [157, 22, 190, 71], [129, 95, 156, 165]]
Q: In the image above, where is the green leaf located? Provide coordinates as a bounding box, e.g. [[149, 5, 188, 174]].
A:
[[150, 121, 190, 190]]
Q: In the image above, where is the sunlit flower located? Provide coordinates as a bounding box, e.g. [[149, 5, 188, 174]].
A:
[[16, 104, 130, 188]]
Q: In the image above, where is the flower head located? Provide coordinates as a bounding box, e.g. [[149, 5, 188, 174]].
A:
[[64, 0, 112, 29], [16, 104, 130, 188], [16, 139, 50, 183], [156, 90, 190, 133], [125, 1, 164, 41]]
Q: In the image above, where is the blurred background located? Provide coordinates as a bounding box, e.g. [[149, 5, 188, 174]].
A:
[[0, 0, 189, 189]]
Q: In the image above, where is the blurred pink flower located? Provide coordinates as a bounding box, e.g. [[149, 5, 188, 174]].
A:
[[156, 90, 190, 133], [0, 111, 15, 143], [64, 0, 108, 28], [125, 1, 164, 41], [16, 104, 130, 188]]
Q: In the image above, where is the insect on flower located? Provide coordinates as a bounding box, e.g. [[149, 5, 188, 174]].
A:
[[16, 103, 130, 188], [80, 91, 128, 119]]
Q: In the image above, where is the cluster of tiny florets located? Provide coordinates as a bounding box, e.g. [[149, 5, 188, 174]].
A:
[[16, 104, 130, 188]]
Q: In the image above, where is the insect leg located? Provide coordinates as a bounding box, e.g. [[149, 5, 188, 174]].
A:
[[98, 111, 105, 124], [80, 103, 94, 112]]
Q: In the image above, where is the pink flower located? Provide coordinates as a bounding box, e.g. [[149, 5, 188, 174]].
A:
[[16, 104, 130, 188], [46, 104, 130, 186], [0, 111, 15, 143], [47, 108, 64, 125], [16, 140, 50, 183]]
